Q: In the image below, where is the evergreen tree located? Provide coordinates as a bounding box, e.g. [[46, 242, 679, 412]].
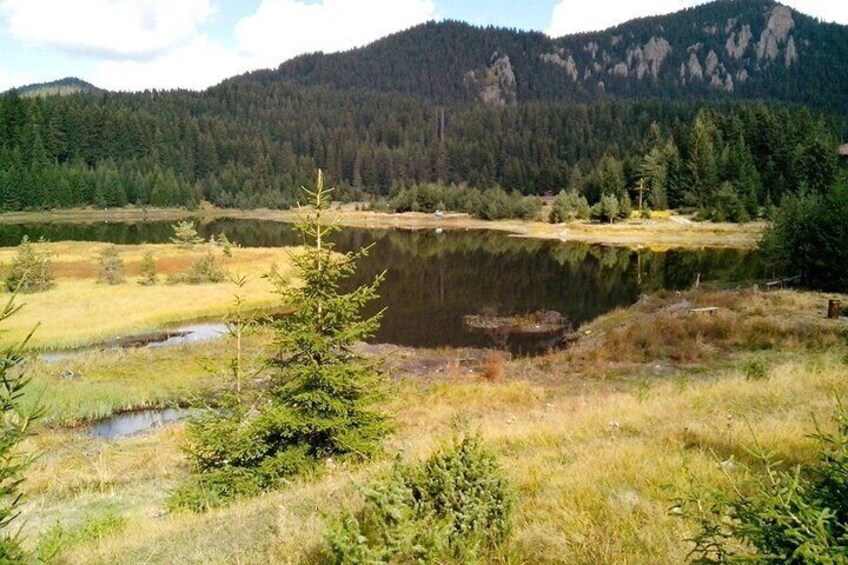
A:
[[97, 245, 125, 285], [4, 237, 55, 293], [138, 252, 157, 286], [760, 180, 848, 292], [590, 194, 620, 224], [265, 170, 389, 457], [0, 293, 40, 561], [169, 221, 203, 249], [686, 111, 721, 210], [171, 171, 389, 510]]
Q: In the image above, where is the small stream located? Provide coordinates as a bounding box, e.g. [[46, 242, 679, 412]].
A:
[[40, 322, 229, 362], [89, 408, 192, 439]]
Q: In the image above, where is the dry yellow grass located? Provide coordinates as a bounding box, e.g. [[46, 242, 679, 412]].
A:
[[19, 351, 848, 564], [13, 288, 848, 564], [0, 242, 297, 348]]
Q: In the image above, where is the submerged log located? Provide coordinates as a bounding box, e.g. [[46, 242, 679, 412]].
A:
[[463, 310, 569, 335]]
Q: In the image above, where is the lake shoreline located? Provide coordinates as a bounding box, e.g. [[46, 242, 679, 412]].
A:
[[0, 205, 766, 250]]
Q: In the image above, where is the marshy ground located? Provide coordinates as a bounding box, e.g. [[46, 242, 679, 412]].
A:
[[15, 254, 848, 563]]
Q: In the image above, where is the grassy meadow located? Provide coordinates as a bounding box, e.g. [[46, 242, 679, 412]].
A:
[[13, 285, 848, 563], [0, 241, 297, 349]]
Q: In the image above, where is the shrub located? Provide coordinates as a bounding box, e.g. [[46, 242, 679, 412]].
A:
[[138, 252, 157, 286], [169, 251, 226, 284], [326, 436, 513, 564], [217, 232, 235, 257], [170, 220, 203, 249], [679, 401, 848, 563], [549, 190, 590, 223], [171, 171, 388, 511], [97, 245, 124, 285], [4, 236, 55, 293], [743, 360, 768, 381]]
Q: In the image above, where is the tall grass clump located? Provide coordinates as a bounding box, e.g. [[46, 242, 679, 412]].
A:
[[326, 436, 513, 564], [679, 401, 848, 563], [170, 171, 389, 511], [4, 236, 54, 293]]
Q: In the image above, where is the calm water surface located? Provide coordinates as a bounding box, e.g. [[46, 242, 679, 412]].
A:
[[90, 408, 191, 439], [0, 219, 765, 351]]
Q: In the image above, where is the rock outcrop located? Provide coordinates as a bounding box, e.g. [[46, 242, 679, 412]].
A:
[[465, 51, 517, 106], [726, 24, 753, 59], [756, 5, 794, 62], [540, 50, 579, 81]]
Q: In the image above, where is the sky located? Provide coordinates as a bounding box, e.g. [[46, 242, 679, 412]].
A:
[[1, 0, 847, 93]]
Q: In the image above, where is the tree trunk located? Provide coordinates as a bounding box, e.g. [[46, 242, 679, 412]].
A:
[[828, 300, 842, 320]]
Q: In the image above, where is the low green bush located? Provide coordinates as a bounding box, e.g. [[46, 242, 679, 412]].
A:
[[326, 436, 513, 564], [549, 190, 590, 223], [168, 251, 226, 284], [743, 360, 768, 381]]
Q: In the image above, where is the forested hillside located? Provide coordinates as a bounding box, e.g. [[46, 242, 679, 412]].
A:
[[9, 78, 103, 99], [261, 0, 848, 112], [0, 0, 846, 217]]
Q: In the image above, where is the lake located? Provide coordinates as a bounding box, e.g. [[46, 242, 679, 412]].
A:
[[0, 219, 765, 352]]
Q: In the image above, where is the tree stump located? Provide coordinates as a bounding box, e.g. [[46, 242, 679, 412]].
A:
[[828, 300, 842, 320]]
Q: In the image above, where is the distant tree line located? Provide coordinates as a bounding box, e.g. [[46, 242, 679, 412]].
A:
[[0, 84, 844, 221]]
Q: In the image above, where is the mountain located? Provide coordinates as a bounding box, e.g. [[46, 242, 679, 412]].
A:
[[0, 0, 845, 217], [243, 0, 848, 113], [10, 77, 103, 98]]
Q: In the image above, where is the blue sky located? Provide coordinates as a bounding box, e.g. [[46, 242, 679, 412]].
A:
[[1, 0, 846, 92]]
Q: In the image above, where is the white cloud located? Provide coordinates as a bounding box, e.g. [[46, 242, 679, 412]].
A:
[[0, 0, 211, 60], [548, 0, 690, 36], [85, 0, 435, 91], [89, 36, 244, 91], [786, 1, 848, 24], [0, 67, 34, 92], [547, 0, 848, 37], [235, 0, 436, 69]]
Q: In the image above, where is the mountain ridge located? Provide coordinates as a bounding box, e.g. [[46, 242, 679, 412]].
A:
[[7, 77, 103, 98], [232, 0, 848, 113]]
